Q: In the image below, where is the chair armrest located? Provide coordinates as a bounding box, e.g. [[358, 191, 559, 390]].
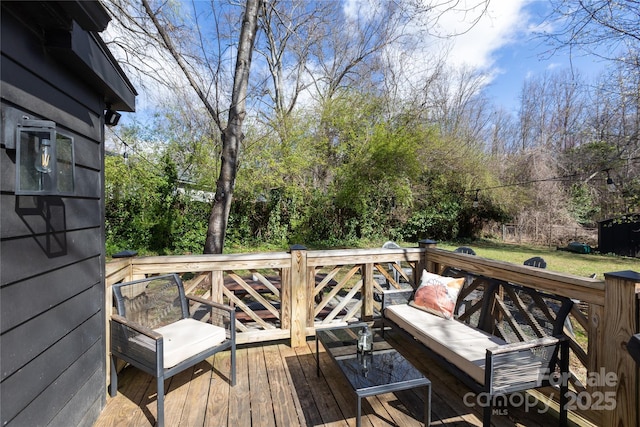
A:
[[186, 294, 234, 313], [485, 336, 565, 394], [627, 333, 640, 365], [487, 336, 562, 355], [110, 314, 164, 372], [381, 289, 414, 312], [111, 314, 162, 340]]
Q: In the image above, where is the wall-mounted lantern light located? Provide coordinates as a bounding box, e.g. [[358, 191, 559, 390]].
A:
[[14, 117, 74, 195]]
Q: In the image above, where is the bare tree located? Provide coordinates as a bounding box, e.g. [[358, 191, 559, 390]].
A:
[[542, 0, 640, 65], [105, 0, 262, 254], [516, 70, 588, 153], [485, 107, 519, 157], [427, 65, 489, 147], [204, 0, 262, 253], [256, 1, 330, 124]]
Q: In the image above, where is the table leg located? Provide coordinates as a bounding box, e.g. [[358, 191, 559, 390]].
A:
[[356, 396, 362, 427], [424, 383, 431, 427], [316, 338, 320, 377]]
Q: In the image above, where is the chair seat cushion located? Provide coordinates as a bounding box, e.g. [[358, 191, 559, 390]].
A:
[[386, 304, 506, 384], [155, 318, 226, 368]]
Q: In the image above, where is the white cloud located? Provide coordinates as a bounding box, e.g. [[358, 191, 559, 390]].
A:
[[436, 0, 530, 72], [343, 0, 381, 22], [372, 0, 532, 103]]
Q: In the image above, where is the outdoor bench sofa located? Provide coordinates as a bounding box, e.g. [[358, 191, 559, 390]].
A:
[[382, 269, 573, 427]]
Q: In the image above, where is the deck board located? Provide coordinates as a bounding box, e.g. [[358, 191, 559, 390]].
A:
[[249, 345, 277, 427], [95, 328, 565, 427], [227, 348, 251, 427], [294, 342, 348, 427], [265, 345, 303, 426], [180, 360, 212, 426]]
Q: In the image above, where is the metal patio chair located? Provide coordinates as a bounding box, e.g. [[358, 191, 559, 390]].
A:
[[110, 273, 236, 427], [454, 246, 476, 255], [628, 334, 640, 365], [523, 256, 547, 269]]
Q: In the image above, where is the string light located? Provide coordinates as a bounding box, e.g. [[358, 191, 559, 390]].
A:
[[604, 169, 616, 193], [468, 173, 578, 194], [464, 168, 620, 204]]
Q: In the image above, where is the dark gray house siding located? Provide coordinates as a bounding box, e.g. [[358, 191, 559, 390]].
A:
[[0, 2, 135, 426]]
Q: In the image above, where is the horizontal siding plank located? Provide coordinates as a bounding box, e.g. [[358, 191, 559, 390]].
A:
[[0, 164, 100, 197], [63, 387, 104, 427], [1, 313, 103, 423], [4, 341, 103, 427], [0, 196, 101, 239], [0, 157, 102, 196], [72, 132, 102, 172], [73, 166, 101, 198], [1, 71, 102, 143], [0, 12, 104, 119], [0, 228, 102, 285], [1, 283, 102, 380]]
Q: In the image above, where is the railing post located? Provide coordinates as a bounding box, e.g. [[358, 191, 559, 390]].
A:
[[601, 270, 639, 427], [289, 245, 308, 348], [362, 263, 373, 321], [211, 270, 223, 303], [419, 239, 438, 276], [280, 266, 291, 330]]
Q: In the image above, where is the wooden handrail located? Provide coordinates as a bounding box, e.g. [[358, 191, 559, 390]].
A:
[[425, 247, 605, 305]]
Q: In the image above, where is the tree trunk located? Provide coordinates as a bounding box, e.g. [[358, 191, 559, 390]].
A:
[[204, 0, 262, 254]]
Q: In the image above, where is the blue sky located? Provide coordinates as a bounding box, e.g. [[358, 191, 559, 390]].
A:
[[438, 0, 607, 113]]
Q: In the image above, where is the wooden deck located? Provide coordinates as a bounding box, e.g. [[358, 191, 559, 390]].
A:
[[95, 328, 568, 427]]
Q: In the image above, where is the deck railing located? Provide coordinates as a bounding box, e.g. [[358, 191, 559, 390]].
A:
[[105, 240, 639, 427]]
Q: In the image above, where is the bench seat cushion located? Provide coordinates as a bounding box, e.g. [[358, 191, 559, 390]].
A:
[[155, 318, 227, 368], [386, 304, 506, 385]]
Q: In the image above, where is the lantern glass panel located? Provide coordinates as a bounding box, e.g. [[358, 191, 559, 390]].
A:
[[15, 125, 74, 195], [55, 133, 74, 194], [16, 128, 55, 194]]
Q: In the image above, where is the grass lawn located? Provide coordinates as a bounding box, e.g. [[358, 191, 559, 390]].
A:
[[432, 239, 639, 279]]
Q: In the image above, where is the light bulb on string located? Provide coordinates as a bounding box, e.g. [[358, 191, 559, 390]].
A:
[[605, 169, 616, 193]]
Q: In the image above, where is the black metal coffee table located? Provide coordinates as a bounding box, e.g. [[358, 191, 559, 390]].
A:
[[316, 325, 431, 427]]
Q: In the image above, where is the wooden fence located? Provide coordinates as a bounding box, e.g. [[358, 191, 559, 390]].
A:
[[105, 241, 639, 427]]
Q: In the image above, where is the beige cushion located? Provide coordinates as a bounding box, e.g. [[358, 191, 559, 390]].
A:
[[386, 304, 506, 384], [155, 318, 226, 368], [410, 270, 465, 319]]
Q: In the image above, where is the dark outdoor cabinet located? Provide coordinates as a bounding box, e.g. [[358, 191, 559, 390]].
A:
[[0, 2, 135, 426], [598, 214, 640, 258]]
